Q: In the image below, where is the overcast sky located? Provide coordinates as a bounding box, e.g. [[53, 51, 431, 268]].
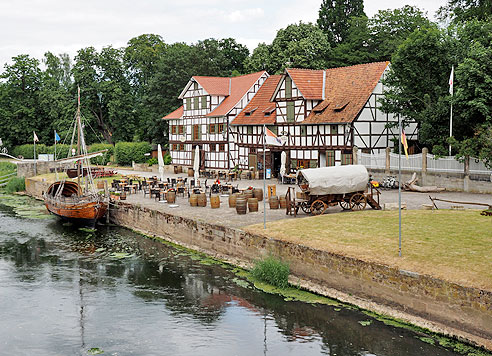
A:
[[0, 0, 447, 68]]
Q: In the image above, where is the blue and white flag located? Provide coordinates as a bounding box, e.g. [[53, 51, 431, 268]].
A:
[[54, 131, 61, 142]]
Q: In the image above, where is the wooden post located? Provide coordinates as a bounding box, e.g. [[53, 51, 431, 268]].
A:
[[464, 156, 470, 192], [421, 147, 428, 186], [352, 146, 358, 165], [385, 147, 391, 174]]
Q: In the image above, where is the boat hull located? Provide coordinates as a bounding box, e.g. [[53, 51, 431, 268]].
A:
[[45, 200, 107, 227]]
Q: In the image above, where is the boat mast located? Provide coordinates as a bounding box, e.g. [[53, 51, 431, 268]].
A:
[[77, 86, 81, 195]]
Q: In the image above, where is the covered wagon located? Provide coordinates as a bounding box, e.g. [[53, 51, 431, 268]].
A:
[[286, 165, 381, 216]]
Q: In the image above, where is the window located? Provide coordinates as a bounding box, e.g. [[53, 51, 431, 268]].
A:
[[201, 96, 207, 109], [341, 151, 353, 165], [285, 76, 292, 98], [172, 144, 178, 151], [218, 123, 224, 133], [300, 126, 306, 136], [193, 124, 201, 141], [185, 98, 191, 110], [330, 125, 338, 135], [193, 81, 198, 90], [179, 144, 185, 151], [309, 159, 318, 168], [209, 124, 216, 134], [287, 102, 295, 122], [171, 125, 177, 134], [290, 159, 297, 169], [327, 150, 335, 166], [210, 143, 216, 152], [219, 143, 225, 152], [193, 96, 199, 110], [247, 126, 253, 135], [178, 125, 185, 135]]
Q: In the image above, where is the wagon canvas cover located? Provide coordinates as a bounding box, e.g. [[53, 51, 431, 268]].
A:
[[297, 165, 369, 195]]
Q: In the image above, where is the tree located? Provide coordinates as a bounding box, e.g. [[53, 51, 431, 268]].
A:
[[368, 6, 434, 61], [317, 0, 365, 46], [245, 22, 331, 74], [380, 27, 457, 151], [438, 0, 492, 23]]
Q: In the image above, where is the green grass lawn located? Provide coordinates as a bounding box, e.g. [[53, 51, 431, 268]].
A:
[[245, 210, 492, 291]]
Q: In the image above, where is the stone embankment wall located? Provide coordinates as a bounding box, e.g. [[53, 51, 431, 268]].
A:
[[25, 178, 51, 199], [110, 202, 492, 351]]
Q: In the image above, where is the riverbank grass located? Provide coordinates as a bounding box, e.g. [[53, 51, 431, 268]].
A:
[[245, 209, 492, 290]]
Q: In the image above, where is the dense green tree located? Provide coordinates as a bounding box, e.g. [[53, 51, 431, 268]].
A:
[[0, 55, 43, 147], [317, 0, 365, 46], [438, 0, 492, 23], [245, 22, 331, 74], [368, 6, 434, 61], [380, 27, 457, 151]]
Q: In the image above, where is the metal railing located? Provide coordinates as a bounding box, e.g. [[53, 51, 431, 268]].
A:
[[0, 172, 16, 187]]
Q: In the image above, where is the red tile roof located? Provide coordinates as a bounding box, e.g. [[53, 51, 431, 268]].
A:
[[162, 105, 183, 120], [231, 75, 282, 125], [207, 71, 267, 117], [285, 68, 324, 100], [302, 62, 389, 124], [193, 76, 230, 96]]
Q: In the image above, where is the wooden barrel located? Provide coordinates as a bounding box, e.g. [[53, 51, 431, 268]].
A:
[[120, 191, 127, 200], [177, 165, 183, 173], [188, 167, 194, 177], [166, 190, 176, 204], [236, 196, 247, 215], [269, 195, 279, 209], [248, 198, 258, 212], [228, 194, 237, 208], [197, 193, 207, 207], [210, 195, 220, 209], [189, 194, 198, 207], [279, 196, 287, 209], [244, 189, 254, 199], [97, 181, 105, 189], [253, 188, 263, 201]]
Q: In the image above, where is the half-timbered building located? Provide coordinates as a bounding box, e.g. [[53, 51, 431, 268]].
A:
[[163, 71, 269, 170], [230, 62, 418, 176]]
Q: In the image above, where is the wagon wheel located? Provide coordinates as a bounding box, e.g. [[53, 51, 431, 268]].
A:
[[339, 199, 351, 210], [349, 193, 367, 211], [310, 199, 327, 216], [300, 201, 311, 214]]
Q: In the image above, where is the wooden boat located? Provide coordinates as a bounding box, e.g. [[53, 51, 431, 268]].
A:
[[44, 181, 107, 226], [43, 87, 108, 227]]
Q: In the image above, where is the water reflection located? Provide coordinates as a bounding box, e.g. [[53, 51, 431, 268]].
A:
[[0, 199, 467, 356]]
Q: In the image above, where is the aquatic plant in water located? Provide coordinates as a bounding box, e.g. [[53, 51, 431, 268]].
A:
[[251, 255, 290, 289]]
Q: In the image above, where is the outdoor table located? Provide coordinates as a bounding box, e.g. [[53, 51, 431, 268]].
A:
[[282, 174, 296, 184]]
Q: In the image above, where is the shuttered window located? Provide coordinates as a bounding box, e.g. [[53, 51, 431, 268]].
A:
[[201, 96, 207, 109], [267, 125, 277, 135], [219, 144, 225, 152], [330, 125, 338, 135], [290, 159, 297, 169], [193, 97, 199, 110], [287, 102, 295, 122], [210, 143, 216, 152], [247, 126, 253, 135], [193, 125, 201, 141], [185, 98, 191, 110], [341, 152, 353, 165], [285, 76, 292, 98], [327, 150, 335, 166], [309, 160, 317, 168], [209, 124, 216, 134]]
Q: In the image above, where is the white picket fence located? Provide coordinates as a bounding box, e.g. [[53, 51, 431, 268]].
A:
[[358, 151, 492, 175]]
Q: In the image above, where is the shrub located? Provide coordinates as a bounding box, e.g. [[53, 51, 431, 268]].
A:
[[147, 157, 158, 166], [114, 142, 151, 166], [0, 162, 17, 175], [5, 177, 25, 193], [46, 144, 71, 160], [12, 144, 49, 159], [89, 143, 114, 165], [251, 255, 290, 288], [164, 153, 172, 165]]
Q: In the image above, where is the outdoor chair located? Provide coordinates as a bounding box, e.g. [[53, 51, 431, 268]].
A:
[[171, 178, 177, 187], [211, 184, 220, 195], [177, 186, 186, 197]]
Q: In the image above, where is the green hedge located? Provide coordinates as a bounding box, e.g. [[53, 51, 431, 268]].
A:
[[114, 142, 151, 166], [89, 143, 114, 165]]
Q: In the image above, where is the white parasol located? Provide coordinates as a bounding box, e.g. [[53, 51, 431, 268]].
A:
[[193, 146, 200, 183], [280, 151, 287, 177], [157, 144, 164, 182]]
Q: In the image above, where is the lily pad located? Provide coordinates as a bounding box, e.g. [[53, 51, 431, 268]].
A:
[[110, 252, 134, 259], [87, 347, 104, 355], [358, 320, 373, 327]]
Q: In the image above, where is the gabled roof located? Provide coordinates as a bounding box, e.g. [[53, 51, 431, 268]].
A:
[[206, 71, 267, 117], [302, 62, 389, 124], [231, 75, 282, 126], [193, 76, 231, 96], [162, 105, 183, 120]]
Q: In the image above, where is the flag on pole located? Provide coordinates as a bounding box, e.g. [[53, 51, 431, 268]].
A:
[[449, 66, 454, 95], [401, 129, 409, 160], [54, 131, 61, 142], [33, 131, 39, 142], [264, 127, 283, 146]]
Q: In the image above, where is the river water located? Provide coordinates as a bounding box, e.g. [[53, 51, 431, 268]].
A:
[[0, 195, 472, 356]]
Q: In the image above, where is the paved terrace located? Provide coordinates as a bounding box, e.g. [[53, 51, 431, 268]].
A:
[[116, 168, 492, 229]]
